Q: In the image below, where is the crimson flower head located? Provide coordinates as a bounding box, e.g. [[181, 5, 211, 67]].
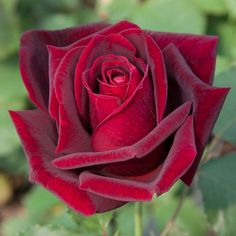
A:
[[10, 21, 229, 215]]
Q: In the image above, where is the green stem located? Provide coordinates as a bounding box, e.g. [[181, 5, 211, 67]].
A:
[[134, 202, 143, 236]]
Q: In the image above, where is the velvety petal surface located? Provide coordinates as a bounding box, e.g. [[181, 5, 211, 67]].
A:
[[79, 116, 196, 201], [145, 35, 167, 123], [53, 47, 91, 153], [148, 31, 218, 85], [19, 22, 109, 112], [163, 44, 229, 184], [91, 68, 156, 151], [121, 29, 167, 123], [52, 101, 191, 169], [9, 110, 126, 215]]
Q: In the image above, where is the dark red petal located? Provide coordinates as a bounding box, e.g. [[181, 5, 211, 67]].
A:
[[154, 116, 196, 193], [44, 21, 140, 90], [9, 110, 126, 214], [120, 29, 167, 123], [47, 46, 68, 122], [19, 22, 109, 112], [75, 34, 137, 128], [148, 31, 218, 85], [120, 28, 147, 61], [54, 47, 91, 153], [82, 71, 121, 130], [98, 79, 128, 101], [162, 44, 229, 184], [78, 116, 196, 201], [79, 171, 153, 201], [52, 101, 191, 169], [91, 69, 156, 151], [9, 110, 96, 215], [145, 35, 167, 123], [66, 20, 140, 50]]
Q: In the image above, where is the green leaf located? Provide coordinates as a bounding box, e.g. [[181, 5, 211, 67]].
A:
[[0, 62, 27, 155], [0, 1, 20, 59], [116, 204, 134, 236], [0, 148, 28, 175], [96, 0, 139, 22], [198, 153, 236, 210], [148, 183, 208, 236], [2, 186, 64, 236], [19, 225, 78, 236], [213, 67, 236, 144], [217, 23, 236, 60], [225, 0, 236, 19], [130, 0, 206, 34], [40, 14, 77, 30], [215, 56, 231, 76], [191, 0, 227, 15], [221, 205, 236, 236], [67, 208, 113, 235]]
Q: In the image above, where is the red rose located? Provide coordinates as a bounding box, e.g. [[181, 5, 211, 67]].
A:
[[10, 21, 229, 215]]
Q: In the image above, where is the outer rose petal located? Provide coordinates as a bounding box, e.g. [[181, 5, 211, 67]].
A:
[[145, 35, 167, 123], [163, 44, 229, 184], [52, 101, 191, 169], [19, 22, 109, 112], [53, 47, 91, 153], [79, 116, 196, 201], [148, 30, 218, 85], [9, 110, 126, 215]]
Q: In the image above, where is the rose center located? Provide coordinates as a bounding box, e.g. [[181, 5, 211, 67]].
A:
[[112, 75, 128, 86]]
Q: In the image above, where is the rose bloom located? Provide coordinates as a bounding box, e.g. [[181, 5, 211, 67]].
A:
[[10, 21, 229, 215]]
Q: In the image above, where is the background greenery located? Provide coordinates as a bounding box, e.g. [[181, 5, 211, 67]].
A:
[[0, 0, 236, 235]]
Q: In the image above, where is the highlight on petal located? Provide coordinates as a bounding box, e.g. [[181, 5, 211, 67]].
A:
[[163, 43, 229, 184], [19, 22, 109, 112], [52, 101, 191, 169], [78, 116, 196, 201], [148, 30, 218, 85]]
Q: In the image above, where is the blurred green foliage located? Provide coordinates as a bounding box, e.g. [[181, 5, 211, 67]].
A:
[[0, 0, 236, 235]]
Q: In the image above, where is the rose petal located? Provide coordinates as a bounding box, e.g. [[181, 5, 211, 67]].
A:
[[120, 28, 147, 61], [148, 31, 218, 85], [19, 22, 109, 112], [91, 68, 156, 151], [121, 29, 168, 123], [9, 110, 95, 215], [98, 79, 128, 101], [53, 47, 91, 153], [75, 34, 137, 128], [145, 35, 167, 123], [79, 116, 196, 201], [47, 46, 69, 122], [65, 20, 140, 51], [162, 44, 230, 184], [52, 101, 191, 169], [9, 110, 126, 215], [82, 70, 121, 130]]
